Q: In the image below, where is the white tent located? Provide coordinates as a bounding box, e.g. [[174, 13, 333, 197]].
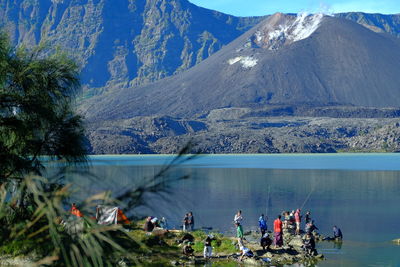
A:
[[96, 205, 130, 225]]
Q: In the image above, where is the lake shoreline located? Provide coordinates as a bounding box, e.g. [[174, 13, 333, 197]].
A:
[[126, 221, 325, 266]]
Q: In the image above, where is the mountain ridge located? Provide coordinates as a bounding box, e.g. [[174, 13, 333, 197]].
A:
[[0, 0, 263, 91], [2, 2, 400, 154], [84, 14, 400, 121], [1, 1, 399, 94]]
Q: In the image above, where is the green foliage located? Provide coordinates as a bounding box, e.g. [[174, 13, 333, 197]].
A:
[[213, 239, 236, 254], [192, 241, 204, 253], [190, 230, 207, 240], [0, 176, 140, 266], [0, 239, 37, 256], [0, 31, 87, 182], [0, 34, 199, 265]]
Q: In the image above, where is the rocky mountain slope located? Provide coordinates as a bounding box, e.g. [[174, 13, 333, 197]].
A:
[[0, 0, 262, 92], [84, 13, 400, 120], [2, 1, 400, 154], [1, 1, 399, 96], [335, 12, 400, 37], [82, 13, 400, 154]]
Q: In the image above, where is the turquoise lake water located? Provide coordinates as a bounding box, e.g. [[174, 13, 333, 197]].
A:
[[63, 154, 400, 266]]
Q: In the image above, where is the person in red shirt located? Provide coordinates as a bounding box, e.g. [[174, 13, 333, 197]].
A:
[[70, 203, 84, 217], [273, 215, 283, 248], [295, 209, 301, 235]]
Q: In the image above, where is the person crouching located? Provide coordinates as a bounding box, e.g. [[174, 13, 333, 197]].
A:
[[260, 232, 272, 251], [182, 241, 194, 256], [239, 245, 254, 261]]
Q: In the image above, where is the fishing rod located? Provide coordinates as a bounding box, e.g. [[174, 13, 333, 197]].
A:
[[300, 180, 318, 210], [266, 185, 271, 218]]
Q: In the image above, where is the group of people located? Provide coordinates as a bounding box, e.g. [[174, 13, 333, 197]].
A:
[[143, 216, 168, 233], [182, 212, 195, 231], [281, 209, 304, 235], [274, 209, 343, 254], [146, 208, 343, 260], [232, 209, 343, 259]]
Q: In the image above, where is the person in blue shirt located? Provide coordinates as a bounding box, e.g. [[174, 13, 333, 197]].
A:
[[258, 214, 268, 237], [333, 226, 343, 240], [324, 225, 343, 242]]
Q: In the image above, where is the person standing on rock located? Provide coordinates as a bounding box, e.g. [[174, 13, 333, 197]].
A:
[[283, 211, 290, 229], [295, 209, 302, 235], [305, 211, 311, 224], [188, 211, 194, 231], [236, 222, 244, 244], [305, 220, 319, 234], [234, 210, 243, 225], [258, 214, 268, 237], [273, 215, 283, 248]]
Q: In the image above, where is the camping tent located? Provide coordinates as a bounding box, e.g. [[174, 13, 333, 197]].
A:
[[96, 205, 131, 225]]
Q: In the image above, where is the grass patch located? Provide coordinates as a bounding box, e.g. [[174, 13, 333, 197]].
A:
[[191, 232, 236, 254], [213, 239, 237, 254]]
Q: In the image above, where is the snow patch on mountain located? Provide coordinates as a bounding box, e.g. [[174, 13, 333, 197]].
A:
[[228, 56, 258, 69], [291, 13, 324, 42], [254, 13, 324, 50], [228, 57, 242, 65]]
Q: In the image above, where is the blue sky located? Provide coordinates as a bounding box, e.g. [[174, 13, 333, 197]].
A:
[[188, 0, 400, 16]]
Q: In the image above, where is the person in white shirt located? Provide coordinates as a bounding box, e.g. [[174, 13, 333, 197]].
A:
[[234, 210, 243, 224], [239, 245, 254, 261]]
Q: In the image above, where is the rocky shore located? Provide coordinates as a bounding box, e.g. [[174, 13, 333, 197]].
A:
[[123, 226, 326, 266], [86, 112, 400, 154]]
